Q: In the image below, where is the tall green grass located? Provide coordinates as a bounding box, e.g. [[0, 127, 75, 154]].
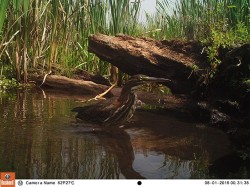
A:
[[0, 0, 8, 32], [155, 0, 250, 40], [0, 0, 249, 84], [154, 0, 250, 69], [0, 0, 142, 82]]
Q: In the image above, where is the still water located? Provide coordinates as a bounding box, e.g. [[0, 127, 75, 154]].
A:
[[0, 89, 232, 179]]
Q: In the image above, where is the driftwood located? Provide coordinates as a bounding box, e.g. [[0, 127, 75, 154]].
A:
[[72, 69, 111, 86], [88, 34, 208, 94], [31, 74, 110, 95]]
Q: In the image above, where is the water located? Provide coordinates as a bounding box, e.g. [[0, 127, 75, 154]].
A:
[[0, 89, 232, 179]]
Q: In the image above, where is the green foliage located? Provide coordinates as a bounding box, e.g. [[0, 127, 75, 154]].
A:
[[155, 0, 250, 41], [243, 79, 250, 90], [0, 76, 21, 91], [202, 21, 250, 70], [155, 0, 250, 74], [0, 0, 249, 83], [0, 0, 8, 32], [109, 0, 141, 35], [0, 0, 142, 81]]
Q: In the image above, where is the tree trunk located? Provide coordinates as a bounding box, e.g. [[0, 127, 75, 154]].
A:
[[88, 34, 208, 94]]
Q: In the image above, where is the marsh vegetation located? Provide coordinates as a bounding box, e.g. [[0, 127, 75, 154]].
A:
[[0, 0, 250, 179], [0, 0, 249, 86]]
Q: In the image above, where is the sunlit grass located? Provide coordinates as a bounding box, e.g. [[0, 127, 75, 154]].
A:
[[0, 0, 142, 82], [0, 0, 249, 83], [155, 0, 250, 40]]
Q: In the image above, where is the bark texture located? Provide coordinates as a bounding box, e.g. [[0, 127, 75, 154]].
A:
[[88, 34, 207, 94]]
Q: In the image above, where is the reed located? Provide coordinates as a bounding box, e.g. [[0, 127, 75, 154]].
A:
[[155, 0, 250, 40], [0, 0, 8, 33], [0, 0, 249, 84]]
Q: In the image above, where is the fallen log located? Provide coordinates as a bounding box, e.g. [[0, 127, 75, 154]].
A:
[[30, 74, 110, 95], [88, 34, 208, 94]]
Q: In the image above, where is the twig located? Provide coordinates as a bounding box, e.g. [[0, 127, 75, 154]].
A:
[[94, 83, 116, 100], [38, 70, 52, 87], [81, 83, 117, 103]]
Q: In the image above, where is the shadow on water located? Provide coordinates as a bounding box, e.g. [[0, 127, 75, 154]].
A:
[[0, 88, 243, 179]]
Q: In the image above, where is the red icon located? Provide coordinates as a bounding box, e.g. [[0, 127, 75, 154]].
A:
[[0, 172, 15, 187]]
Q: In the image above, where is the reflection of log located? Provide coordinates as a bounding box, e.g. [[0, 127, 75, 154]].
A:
[[88, 34, 207, 94], [31, 74, 110, 95]]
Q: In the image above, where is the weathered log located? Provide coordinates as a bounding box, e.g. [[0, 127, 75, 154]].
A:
[[72, 69, 111, 86], [30, 74, 110, 95], [88, 34, 207, 94]]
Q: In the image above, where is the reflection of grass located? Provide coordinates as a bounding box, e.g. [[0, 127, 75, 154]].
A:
[[157, 153, 210, 179], [0, 90, 123, 178], [191, 151, 210, 179]]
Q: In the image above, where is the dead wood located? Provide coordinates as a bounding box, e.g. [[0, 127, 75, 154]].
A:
[[30, 74, 110, 95], [88, 34, 208, 94]]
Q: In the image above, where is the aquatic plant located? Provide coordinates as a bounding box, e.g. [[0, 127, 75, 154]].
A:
[[0, 0, 249, 85], [0, 0, 141, 83]]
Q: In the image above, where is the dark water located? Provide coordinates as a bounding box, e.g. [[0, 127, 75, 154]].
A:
[[0, 89, 234, 179]]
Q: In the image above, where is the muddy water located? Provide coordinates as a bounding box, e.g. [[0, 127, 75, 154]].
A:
[[0, 89, 231, 179]]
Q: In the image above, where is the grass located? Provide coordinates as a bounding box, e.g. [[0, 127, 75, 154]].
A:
[[156, 0, 250, 40], [154, 0, 250, 70], [0, 0, 249, 84], [1, 0, 142, 81]]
